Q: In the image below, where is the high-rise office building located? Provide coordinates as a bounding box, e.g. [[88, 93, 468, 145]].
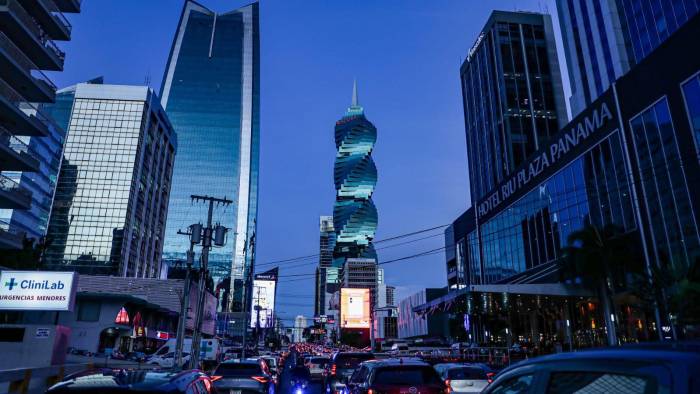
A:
[[44, 84, 176, 278], [557, 0, 699, 115], [315, 215, 337, 316], [160, 0, 260, 313], [342, 258, 379, 310], [333, 82, 378, 263], [461, 11, 567, 203], [0, 0, 80, 249]]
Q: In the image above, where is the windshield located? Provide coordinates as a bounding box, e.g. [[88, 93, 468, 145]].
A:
[[373, 367, 443, 385], [447, 367, 488, 380], [214, 363, 262, 377], [336, 354, 374, 369]]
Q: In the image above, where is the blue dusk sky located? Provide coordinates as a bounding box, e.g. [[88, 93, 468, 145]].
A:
[[49, 0, 570, 324]]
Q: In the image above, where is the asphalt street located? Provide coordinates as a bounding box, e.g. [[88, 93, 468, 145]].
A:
[[277, 351, 324, 394]]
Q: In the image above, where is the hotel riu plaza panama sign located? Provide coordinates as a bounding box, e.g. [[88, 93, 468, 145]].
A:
[[477, 91, 619, 220], [0, 271, 78, 311]]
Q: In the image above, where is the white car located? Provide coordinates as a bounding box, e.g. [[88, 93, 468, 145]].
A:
[[433, 363, 494, 393], [148, 352, 190, 368]]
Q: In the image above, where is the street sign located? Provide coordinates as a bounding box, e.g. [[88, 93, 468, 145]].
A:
[[35, 328, 50, 338]]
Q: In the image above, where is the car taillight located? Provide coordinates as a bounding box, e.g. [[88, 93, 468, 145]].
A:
[[210, 376, 222, 382], [445, 379, 452, 393], [368, 389, 374, 394], [331, 364, 337, 375], [251, 376, 269, 383], [487, 372, 495, 384]]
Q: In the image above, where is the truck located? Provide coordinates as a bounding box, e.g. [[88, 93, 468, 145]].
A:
[[151, 337, 221, 365]]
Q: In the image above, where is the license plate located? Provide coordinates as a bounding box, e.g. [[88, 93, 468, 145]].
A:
[[229, 390, 241, 394]]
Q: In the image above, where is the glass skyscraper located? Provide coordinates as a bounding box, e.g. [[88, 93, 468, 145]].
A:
[[44, 83, 177, 278], [557, 0, 699, 116], [461, 11, 568, 203], [159, 1, 260, 313], [315, 215, 337, 316], [333, 82, 378, 263]]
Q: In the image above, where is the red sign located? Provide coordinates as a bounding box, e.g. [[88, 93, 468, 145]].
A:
[[156, 331, 169, 340]]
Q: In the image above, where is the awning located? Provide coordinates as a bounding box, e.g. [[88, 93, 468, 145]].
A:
[[468, 283, 593, 297]]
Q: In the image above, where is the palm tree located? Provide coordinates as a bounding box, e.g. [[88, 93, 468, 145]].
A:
[[559, 225, 639, 346]]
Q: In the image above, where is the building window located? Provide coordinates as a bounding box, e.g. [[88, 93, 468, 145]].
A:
[[77, 300, 101, 322], [629, 97, 700, 270], [681, 72, 700, 158]]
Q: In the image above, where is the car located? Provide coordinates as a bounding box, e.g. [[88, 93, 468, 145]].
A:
[[344, 358, 446, 394], [148, 352, 190, 368], [307, 356, 330, 380], [211, 359, 275, 394], [324, 352, 376, 394], [433, 363, 495, 393], [482, 344, 700, 394], [45, 369, 214, 393], [262, 355, 280, 375], [390, 342, 410, 356]]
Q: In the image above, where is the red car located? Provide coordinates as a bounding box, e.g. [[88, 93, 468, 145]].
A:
[[344, 359, 447, 394]]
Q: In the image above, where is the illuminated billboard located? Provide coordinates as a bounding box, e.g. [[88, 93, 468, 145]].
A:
[[0, 271, 77, 311], [340, 288, 370, 328], [250, 268, 278, 328]]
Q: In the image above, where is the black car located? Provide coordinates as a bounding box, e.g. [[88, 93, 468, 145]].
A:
[[344, 359, 446, 394], [45, 369, 213, 393], [211, 359, 275, 394], [483, 344, 700, 394], [324, 352, 375, 394]]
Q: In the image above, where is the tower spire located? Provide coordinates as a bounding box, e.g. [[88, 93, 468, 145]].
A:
[[352, 79, 358, 107]]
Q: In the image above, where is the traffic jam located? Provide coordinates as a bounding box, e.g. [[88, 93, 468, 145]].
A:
[[42, 340, 700, 393]]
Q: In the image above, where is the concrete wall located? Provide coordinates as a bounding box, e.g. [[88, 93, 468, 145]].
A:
[[57, 298, 124, 353], [0, 325, 69, 370]]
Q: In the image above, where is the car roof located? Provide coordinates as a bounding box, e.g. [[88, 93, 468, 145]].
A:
[[500, 346, 700, 375], [362, 358, 431, 368], [221, 359, 260, 365], [47, 369, 204, 392]]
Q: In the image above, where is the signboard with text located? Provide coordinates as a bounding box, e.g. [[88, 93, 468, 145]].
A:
[[340, 288, 370, 328], [0, 271, 77, 311], [476, 92, 619, 221]]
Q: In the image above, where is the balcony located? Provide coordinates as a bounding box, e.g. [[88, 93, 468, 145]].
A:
[[0, 77, 50, 136], [0, 218, 23, 249], [0, 173, 32, 209], [0, 32, 56, 102], [21, 0, 72, 41], [0, 0, 65, 70], [52, 0, 79, 13], [0, 125, 40, 171]]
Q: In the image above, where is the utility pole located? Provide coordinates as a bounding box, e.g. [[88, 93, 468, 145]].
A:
[[174, 232, 195, 369], [188, 195, 233, 369], [241, 230, 255, 359]]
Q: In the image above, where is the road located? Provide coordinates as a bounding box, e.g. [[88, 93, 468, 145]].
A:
[[277, 352, 324, 394]]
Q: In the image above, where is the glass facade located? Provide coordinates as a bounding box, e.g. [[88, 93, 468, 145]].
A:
[[44, 84, 176, 278], [462, 12, 566, 202], [333, 85, 378, 263], [159, 1, 260, 312], [477, 131, 635, 284], [0, 101, 68, 241], [619, 0, 699, 63], [681, 72, 700, 155], [629, 98, 700, 271]]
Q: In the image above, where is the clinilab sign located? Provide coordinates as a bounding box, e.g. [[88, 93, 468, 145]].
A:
[[0, 271, 77, 311]]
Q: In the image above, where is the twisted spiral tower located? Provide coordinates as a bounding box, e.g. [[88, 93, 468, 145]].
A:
[[333, 81, 378, 263]]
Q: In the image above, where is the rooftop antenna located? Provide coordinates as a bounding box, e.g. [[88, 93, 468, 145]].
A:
[[352, 78, 359, 106]]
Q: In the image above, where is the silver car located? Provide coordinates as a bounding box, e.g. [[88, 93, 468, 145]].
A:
[[211, 359, 275, 394], [433, 363, 494, 393]]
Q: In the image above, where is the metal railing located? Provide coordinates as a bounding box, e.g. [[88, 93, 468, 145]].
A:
[[0, 0, 65, 61], [0, 125, 33, 157], [0, 77, 54, 126], [0, 33, 57, 92], [0, 173, 31, 198]]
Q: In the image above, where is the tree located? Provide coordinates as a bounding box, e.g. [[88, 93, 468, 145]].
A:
[[559, 225, 639, 346], [0, 237, 50, 270]]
